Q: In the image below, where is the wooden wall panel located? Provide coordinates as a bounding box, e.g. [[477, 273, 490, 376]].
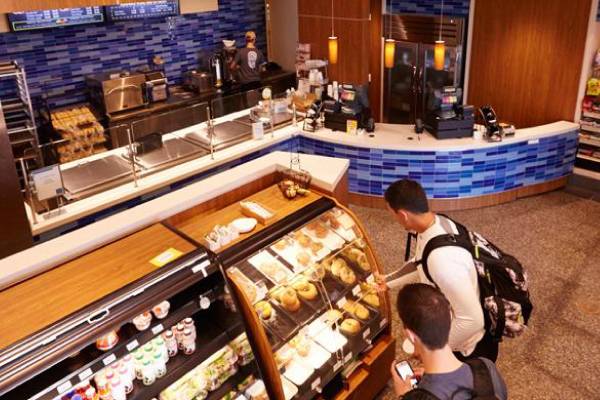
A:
[[467, 0, 591, 128], [297, 0, 370, 83], [298, 0, 382, 120]]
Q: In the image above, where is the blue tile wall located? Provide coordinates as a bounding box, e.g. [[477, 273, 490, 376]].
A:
[[389, 0, 470, 17], [0, 0, 267, 110], [298, 131, 579, 199]]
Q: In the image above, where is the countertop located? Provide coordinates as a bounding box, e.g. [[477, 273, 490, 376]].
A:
[[302, 121, 580, 151], [107, 70, 296, 124]]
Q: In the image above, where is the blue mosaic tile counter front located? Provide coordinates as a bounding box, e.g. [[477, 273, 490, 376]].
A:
[[298, 131, 578, 199]]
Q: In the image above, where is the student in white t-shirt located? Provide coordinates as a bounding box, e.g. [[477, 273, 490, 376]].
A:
[[379, 179, 499, 362]]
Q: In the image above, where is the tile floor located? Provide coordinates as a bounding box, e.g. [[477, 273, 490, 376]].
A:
[[350, 190, 600, 400]]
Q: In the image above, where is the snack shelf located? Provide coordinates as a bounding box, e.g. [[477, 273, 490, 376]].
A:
[[205, 362, 258, 400], [16, 283, 224, 400], [128, 323, 233, 400]]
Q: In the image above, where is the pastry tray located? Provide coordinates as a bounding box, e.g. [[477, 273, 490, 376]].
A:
[[320, 208, 362, 242], [301, 221, 346, 251], [270, 235, 330, 273], [336, 246, 373, 280], [259, 301, 299, 344], [270, 290, 319, 326], [248, 251, 294, 286]]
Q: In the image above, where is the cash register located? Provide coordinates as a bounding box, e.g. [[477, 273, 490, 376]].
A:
[[424, 86, 474, 139]]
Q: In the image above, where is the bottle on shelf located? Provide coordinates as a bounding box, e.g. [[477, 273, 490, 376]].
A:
[[163, 329, 178, 358]]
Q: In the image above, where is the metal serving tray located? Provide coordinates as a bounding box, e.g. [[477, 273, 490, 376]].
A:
[[61, 154, 134, 197], [131, 137, 207, 170], [184, 120, 252, 151], [234, 111, 293, 127]]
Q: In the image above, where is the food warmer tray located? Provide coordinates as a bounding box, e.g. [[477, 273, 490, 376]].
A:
[[126, 137, 207, 170], [233, 111, 293, 127], [184, 121, 252, 151], [61, 154, 135, 198]]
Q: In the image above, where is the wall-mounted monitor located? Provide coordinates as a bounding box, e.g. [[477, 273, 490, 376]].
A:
[[8, 7, 104, 32], [106, 1, 180, 21]]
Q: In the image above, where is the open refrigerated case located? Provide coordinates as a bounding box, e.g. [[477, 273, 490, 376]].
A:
[[0, 224, 264, 400]]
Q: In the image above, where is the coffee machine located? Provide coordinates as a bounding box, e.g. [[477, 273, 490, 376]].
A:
[[209, 52, 224, 88]]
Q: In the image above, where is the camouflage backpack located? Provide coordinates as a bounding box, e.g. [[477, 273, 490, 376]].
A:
[[417, 215, 533, 341]]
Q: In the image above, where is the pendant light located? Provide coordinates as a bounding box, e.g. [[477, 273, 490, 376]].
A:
[[434, 0, 445, 71], [384, 0, 395, 68], [328, 0, 338, 64]]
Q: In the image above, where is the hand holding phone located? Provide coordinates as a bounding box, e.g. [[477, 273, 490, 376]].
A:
[[395, 360, 418, 388]]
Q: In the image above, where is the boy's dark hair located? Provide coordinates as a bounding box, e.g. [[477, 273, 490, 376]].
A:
[[384, 179, 429, 214], [396, 283, 451, 350]]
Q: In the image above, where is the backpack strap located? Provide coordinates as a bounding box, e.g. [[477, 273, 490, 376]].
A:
[[401, 388, 441, 400], [416, 215, 474, 287], [465, 359, 497, 398]]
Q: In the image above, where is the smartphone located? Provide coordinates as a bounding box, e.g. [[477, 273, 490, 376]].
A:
[[395, 360, 418, 388]]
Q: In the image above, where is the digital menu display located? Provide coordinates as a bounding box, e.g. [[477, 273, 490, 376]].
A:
[[8, 7, 104, 32], [106, 1, 179, 21]]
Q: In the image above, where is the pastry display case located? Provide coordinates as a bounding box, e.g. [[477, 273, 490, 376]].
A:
[[224, 206, 393, 400], [165, 183, 395, 400]]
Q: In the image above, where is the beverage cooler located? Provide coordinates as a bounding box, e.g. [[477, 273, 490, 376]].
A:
[[0, 185, 394, 400], [383, 13, 466, 124]]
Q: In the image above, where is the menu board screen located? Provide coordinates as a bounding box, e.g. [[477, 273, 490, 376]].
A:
[[106, 1, 179, 21], [8, 7, 104, 31]]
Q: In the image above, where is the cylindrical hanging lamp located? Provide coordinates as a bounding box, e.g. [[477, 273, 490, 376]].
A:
[[328, 0, 338, 64], [434, 40, 445, 70], [434, 0, 445, 71], [384, 0, 395, 69], [384, 38, 395, 69], [329, 36, 339, 65]]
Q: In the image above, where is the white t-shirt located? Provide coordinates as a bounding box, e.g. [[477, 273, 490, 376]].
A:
[[389, 215, 485, 356]]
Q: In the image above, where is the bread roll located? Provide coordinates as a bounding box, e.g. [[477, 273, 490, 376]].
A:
[[292, 278, 318, 301], [339, 266, 356, 285], [343, 301, 370, 320], [280, 287, 301, 312], [255, 301, 273, 321], [297, 251, 311, 266], [340, 318, 360, 335], [362, 293, 380, 308]]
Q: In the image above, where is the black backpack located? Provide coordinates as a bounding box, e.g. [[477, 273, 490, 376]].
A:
[[403, 359, 498, 400], [416, 215, 533, 341]]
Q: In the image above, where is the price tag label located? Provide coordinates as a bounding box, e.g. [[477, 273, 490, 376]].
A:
[[126, 340, 139, 351], [366, 274, 375, 284], [334, 360, 343, 371], [311, 378, 321, 391], [102, 353, 117, 366], [362, 328, 371, 340], [379, 318, 388, 328], [336, 297, 347, 308], [150, 247, 183, 267], [78, 368, 93, 382], [192, 260, 211, 276], [344, 352, 353, 363], [151, 324, 164, 335], [352, 285, 361, 297], [56, 380, 72, 394]]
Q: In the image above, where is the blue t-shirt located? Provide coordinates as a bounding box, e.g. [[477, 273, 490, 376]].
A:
[[417, 358, 507, 400]]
